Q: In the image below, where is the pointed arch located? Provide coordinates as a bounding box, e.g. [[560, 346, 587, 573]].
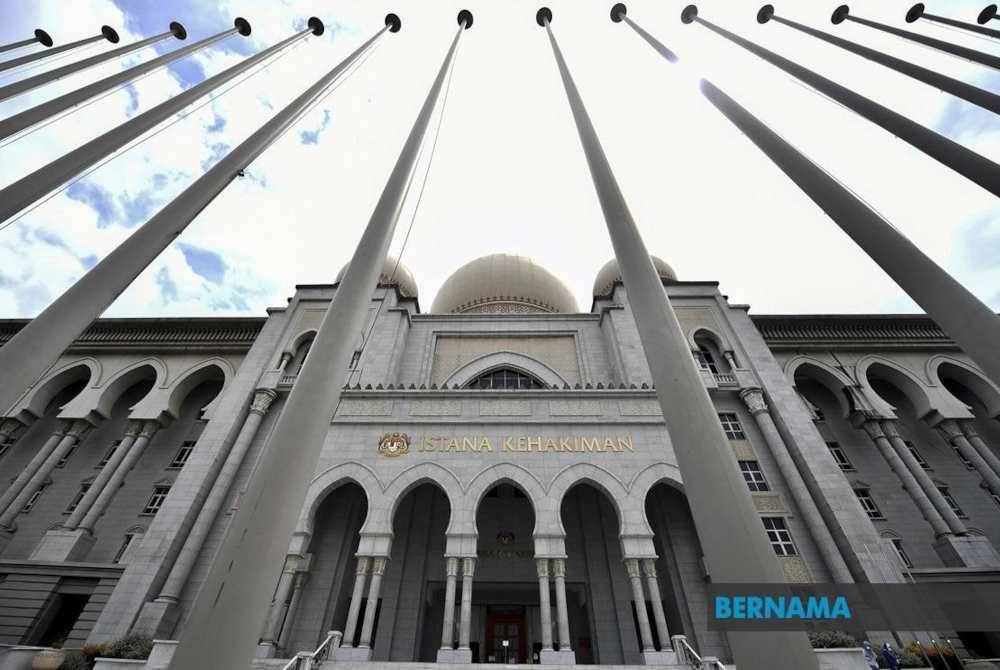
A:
[[63, 359, 163, 419], [929, 356, 1000, 418], [164, 359, 232, 418], [9, 358, 98, 419], [549, 462, 629, 534], [688, 326, 731, 353], [444, 351, 566, 389], [463, 463, 546, 536], [858, 357, 934, 419], [785, 356, 855, 418], [378, 463, 459, 533], [297, 461, 380, 537]]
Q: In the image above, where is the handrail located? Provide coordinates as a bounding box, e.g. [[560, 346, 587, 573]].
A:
[[281, 630, 341, 670], [672, 634, 729, 670]]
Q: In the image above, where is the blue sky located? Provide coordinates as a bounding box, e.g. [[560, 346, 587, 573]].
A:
[[0, 0, 998, 319]]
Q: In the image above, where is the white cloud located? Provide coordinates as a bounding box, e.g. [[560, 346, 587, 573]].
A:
[[0, 0, 998, 321]]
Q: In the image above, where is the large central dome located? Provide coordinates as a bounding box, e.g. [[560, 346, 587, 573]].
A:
[[431, 254, 579, 314]]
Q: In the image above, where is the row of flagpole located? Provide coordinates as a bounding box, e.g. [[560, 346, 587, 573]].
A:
[[1, 4, 999, 669]]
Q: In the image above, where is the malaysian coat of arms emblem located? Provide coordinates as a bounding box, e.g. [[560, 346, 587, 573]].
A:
[[377, 432, 410, 457]]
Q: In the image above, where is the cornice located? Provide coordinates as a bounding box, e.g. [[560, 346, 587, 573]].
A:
[[0, 317, 265, 352], [751, 314, 960, 350]]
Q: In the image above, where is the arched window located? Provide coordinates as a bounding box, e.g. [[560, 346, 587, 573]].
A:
[[466, 368, 544, 390]]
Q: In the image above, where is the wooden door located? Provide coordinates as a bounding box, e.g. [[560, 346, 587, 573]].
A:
[[485, 610, 526, 663]]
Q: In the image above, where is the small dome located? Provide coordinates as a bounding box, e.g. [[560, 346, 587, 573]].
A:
[[593, 255, 676, 297], [431, 254, 579, 314], [335, 255, 418, 298]]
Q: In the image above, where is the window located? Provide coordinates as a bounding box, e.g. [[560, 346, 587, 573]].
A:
[[694, 348, 719, 374], [113, 533, 136, 564], [349, 349, 362, 369], [466, 368, 544, 390], [890, 538, 913, 569], [65, 483, 91, 514], [22, 482, 50, 513], [97, 441, 121, 468], [142, 485, 171, 515], [827, 441, 853, 471], [718, 413, 746, 440], [169, 441, 195, 469], [905, 441, 930, 470], [937, 486, 965, 518], [762, 517, 796, 556], [55, 445, 77, 468], [854, 488, 884, 520], [952, 447, 975, 469], [739, 460, 769, 492]]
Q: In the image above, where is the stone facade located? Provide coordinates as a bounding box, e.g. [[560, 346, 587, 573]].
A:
[[2, 264, 1000, 665]]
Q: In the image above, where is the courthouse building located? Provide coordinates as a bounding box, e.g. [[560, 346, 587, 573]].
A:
[[2, 253, 1000, 665]]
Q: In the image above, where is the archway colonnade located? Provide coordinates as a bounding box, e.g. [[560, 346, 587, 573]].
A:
[[259, 460, 694, 664], [788, 353, 1000, 567]]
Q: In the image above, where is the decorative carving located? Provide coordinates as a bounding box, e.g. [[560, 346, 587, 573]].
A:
[[754, 314, 951, 347], [377, 432, 410, 457], [752, 495, 785, 513], [250, 389, 277, 416], [371, 557, 388, 576], [446, 557, 459, 577], [549, 400, 602, 416], [479, 400, 531, 416], [0, 318, 264, 350], [880, 420, 902, 439], [623, 558, 640, 579], [139, 421, 159, 440], [936, 419, 963, 444], [409, 400, 462, 416], [779, 556, 812, 583], [462, 557, 477, 578], [551, 558, 566, 578], [959, 421, 980, 440], [338, 399, 394, 416], [355, 556, 370, 575], [123, 420, 143, 438], [496, 531, 515, 545], [640, 558, 658, 578], [67, 419, 93, 439], [860, 420, 887, 441], [619, 400, 661, 416], [536, 558, 550, 578], [739, 388, 768, 416]]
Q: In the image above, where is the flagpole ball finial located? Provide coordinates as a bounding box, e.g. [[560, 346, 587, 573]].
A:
[[611, 4, 627, 22], [385, 13, 402, 32], [169, 21, 188, 39], [905, 3, 925, 22], [101, 25, 120, 43], [458, 10, 474, 29], [536, 7, 553, 26], [34, 29, 53, 46], [234, 17, 252, 36], [979, 4, 998, 24], [831, 5, 850, 24], [681, 5, 698, 24], [757, 5, 775, 23]]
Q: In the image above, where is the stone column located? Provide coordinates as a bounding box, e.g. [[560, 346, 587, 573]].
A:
[[79, 420, 159, 531], [459, 557, 475, 650], [881, 420, 967, 535], [0, 420, 70, 518], [552, 558, 571, 651], [276, 568, 308, 652], [155, 388, 277, 604], [440, 557, 458, 649], [341, 556, 369, 648], [939, 419, 1000, 495], [641, 559, 669, 651], [740, 388, 853, 582], [959, 421, 1000, 480], [625, 558, 654, 651], [723, 350, 739, 370], [358, 557, 386, 649], [0, 419, 90, 529], [536, 558, 554, 651], [259, 556, 299, 653], [64, 420, 142, 529], [860, 419, 951, 537]]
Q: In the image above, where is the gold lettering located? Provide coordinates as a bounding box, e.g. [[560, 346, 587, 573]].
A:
[[517, 437, 527, 452], [559, 437, 572, 452], [463, 437, 478, 452], [581, 437, 599, 452], [480, 437, 493, 452], [618, 436, 635, 452], [527, 436, 542, 452], [605, 437, 619, 452], [503, 437, 515, 451], [445, 438, 460, 452], [423, 436, 436, 451]]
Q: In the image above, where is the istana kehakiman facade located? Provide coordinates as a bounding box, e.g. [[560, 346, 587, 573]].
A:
[[2, 253, 1000, 667]]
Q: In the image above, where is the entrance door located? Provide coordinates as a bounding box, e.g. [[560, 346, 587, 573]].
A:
[[485, 606, 526, 663]]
